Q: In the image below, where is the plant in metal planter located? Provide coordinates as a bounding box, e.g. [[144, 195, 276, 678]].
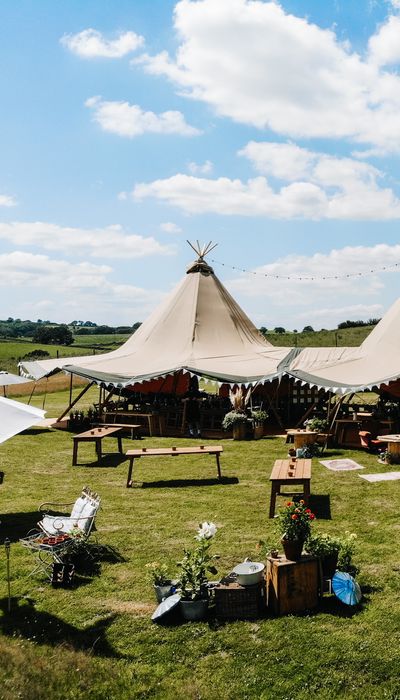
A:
[[146, 561, 174, 603], [178, 522, 218, 620], [276, 500, 315, 560], [305, 532, 342, 578], [337, 531, 358, 576]]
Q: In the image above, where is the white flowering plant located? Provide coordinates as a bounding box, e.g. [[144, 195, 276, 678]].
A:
[[178, 521, 218, 600]]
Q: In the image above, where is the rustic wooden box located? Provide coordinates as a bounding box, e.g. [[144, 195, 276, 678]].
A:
[[214, 580, 266, 620], [266, 555, 320, 616]]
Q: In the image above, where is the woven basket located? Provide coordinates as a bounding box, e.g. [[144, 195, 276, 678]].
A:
[[214, 581, 265, 620]]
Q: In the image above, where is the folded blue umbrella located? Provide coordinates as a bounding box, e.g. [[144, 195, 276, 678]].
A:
[[332, 571, 362, 605]]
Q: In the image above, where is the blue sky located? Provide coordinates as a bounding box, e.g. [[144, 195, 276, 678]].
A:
[[1, 0, 400, 330]]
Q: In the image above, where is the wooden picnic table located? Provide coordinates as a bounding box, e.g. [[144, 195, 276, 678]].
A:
[[125, 445, 223, 488], [72, 426, 125, 466], [269, 458, 312, 518]]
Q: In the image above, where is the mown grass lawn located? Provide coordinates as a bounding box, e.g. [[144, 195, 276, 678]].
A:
[[0, 391, 399, 700]]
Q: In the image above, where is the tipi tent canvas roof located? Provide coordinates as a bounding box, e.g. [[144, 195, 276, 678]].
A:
[[284, 297, 400, 393], [20, 255, 289, 388]]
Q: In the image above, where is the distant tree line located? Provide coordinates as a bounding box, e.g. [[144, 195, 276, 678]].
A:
[[0, 318, 142, 344], [259, 318, 380, 335], [336, 318, 380, 329]]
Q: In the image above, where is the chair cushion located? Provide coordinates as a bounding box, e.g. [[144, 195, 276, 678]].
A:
[[70, 496, 88, 519], [41, 515, 76, 535], [78, 501, 97, 533]]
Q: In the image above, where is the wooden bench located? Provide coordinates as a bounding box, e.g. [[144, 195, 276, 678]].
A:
[[72, 426, 126, 465], [125, 445, 223, 488], [269, 458, 311, 518]]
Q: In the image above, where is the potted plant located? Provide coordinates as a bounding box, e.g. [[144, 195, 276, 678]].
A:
[[222, 411, 248, 440], [178, 521, 218, 621], [305, 532, 342, 578], [251, 409, 268, 440], [146, 561, 174, 603], [304, 417, 329, 433], [222, 387, 251, 440], [276, 500, 315, 560], [337, 531, 358, 576]]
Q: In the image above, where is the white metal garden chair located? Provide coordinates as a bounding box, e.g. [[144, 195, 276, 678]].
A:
[[37, 485, 101, 542]]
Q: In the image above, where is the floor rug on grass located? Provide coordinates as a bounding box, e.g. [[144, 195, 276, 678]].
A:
[[319, 458, 364, 471], [359, 471, 400, 482]]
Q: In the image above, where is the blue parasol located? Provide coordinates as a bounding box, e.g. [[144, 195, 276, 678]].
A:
[[332, 571, 362, 605]]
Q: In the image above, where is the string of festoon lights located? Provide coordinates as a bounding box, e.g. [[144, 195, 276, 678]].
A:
[[210, 258, 400, 281]]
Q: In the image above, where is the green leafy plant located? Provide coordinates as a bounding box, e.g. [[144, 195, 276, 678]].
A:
[[178, 522, 218, 600], [337, 531, 358, 574], [276, 500, 315, 542], [304, 417, 329, 432], [251, 409, 268, 423], [145, 561, 171, 586], [222, 411, 247, 431], [296, 443, 321, 458], [306, 532, 342, 558]]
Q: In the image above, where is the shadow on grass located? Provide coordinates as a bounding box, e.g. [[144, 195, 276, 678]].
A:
[[308, 494, 331, 519], [19, 428, 53, 436], [0, 511, 41, 543], [139, 476, 239, 488], [74, 454, 128, 469], [0, 596, 121, 658], [69, 542, 127, 586]]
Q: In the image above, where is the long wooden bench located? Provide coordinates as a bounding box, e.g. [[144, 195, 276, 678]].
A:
[[125, 445, 223, 488]]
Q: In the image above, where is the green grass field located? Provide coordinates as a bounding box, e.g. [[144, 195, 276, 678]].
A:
[[0, 387, 399, 699]]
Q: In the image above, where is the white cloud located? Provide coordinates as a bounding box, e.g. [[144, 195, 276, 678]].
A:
[[0, 194, 17, 207], [0, 251, 166, 325], [137, 0, 400, 151], [368, 15, 400, 66], [188, 160, 213, 174], [60, 28, 144, 58], [85, 96, 201, 137], [160, 222, 182, 234], [0, 221, 175, 259], [226, 244, 399, 329], [132, 141, 400, 220]]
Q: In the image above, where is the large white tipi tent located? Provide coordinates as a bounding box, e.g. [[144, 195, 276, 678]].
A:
[[19, 243, 400, 398], [20, 244, 289, 389]]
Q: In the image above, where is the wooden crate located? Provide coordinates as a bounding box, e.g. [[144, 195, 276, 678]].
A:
[[266, 555, 320, 616], [214, 580, 266, 620]]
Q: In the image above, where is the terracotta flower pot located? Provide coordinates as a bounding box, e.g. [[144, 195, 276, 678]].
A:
[[281, 538, 304, 561]]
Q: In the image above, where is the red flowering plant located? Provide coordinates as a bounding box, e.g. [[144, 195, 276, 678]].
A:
[[276, 500, 315, 542]]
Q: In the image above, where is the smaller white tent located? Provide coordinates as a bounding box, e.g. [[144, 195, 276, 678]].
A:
[[0, 396, 46, 444]]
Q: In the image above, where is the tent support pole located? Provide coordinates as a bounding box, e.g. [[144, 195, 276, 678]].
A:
[[56, 381, 95, 422], [69, 373, 73, 407], [27, 382, 37, 405], [329, 394, 346, 446], [295, 401, 318, 428]]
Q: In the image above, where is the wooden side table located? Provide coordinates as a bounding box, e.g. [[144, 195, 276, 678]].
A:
[[269, 458, 311, 518]]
